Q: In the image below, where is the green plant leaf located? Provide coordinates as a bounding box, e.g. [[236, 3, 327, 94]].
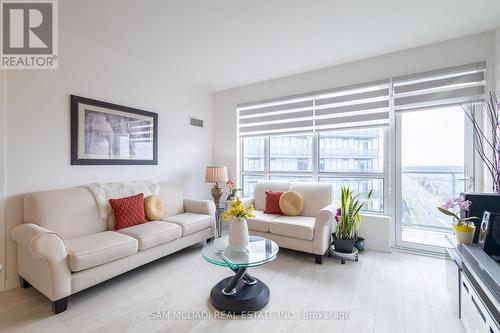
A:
[[461, 216, 480, 221], [436, 207, 459, 219]]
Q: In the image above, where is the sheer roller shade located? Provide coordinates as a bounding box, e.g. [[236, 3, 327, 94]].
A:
[[238, 98, 314, 136], [393, 62, 486, 111], [314, 80, 390, 130], [237, 80, 390, 136], [237, 62, 486, 135]]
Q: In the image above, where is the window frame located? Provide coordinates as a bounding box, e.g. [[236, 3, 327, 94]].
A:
[[240, 127, 389, 213]]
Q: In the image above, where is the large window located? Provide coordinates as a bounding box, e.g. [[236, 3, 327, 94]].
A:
[[270, 134, 313, 172], [319, 128, 383, 173], [319, 178, 384, 212], [398, 106, 466, 247], [242, 175, 265, 198], [238, 62, 486, 254], [242, 137, 265, 172], [240, 128, 386, 212]]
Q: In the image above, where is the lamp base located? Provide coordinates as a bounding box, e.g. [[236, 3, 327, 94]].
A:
[[211, 184, 223, 208]]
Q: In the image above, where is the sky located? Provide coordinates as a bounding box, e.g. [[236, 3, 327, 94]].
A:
[[402, 106, 465, 167]]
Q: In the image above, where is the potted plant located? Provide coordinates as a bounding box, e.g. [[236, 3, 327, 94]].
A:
[[333, 187, 373, 253], [225, 177, 242, 202], [437, 197, 479, 244], [223, 197, 255, 251]]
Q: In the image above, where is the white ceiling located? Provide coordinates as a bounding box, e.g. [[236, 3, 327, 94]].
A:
[[62, 0, 500, 92]]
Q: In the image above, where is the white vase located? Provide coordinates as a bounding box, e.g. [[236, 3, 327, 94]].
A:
[[229, 217, 249, 251]]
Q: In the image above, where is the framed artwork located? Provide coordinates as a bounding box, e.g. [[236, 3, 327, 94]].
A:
[[71, 95, 158, 165]]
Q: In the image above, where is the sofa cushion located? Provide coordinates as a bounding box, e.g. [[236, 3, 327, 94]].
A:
[[65, 231, 138, 272], [253, 181, 291, 211], [24, 187, 104, 239], [264, 191, 284, 214], [289, 183, 331, 217], [162, 213, 212, 236], [109, 193, 148, 230], [247, 210, 281, 232], [117, 221, 181, 250], [269, 215, 316, 240]]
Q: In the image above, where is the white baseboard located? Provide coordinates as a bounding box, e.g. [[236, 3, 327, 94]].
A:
[[365, 241, 392, 252]]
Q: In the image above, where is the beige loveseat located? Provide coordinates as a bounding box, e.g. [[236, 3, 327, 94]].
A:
[[10, 182, 215, 314], [243, 181, 335, 264]]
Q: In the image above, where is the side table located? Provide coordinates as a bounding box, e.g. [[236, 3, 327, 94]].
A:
[[202, 236, 279, 313]]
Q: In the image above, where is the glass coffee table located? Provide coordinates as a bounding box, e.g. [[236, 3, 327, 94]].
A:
[[202, 236, 279, 313]]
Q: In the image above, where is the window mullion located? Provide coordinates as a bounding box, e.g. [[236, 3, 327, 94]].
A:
[[264, 136, 270, 179], [313, 131, 319, 181]]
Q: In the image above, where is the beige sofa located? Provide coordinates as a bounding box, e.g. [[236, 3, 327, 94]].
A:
[[10, 182, 215, 314], [243, 181, 335, 264]]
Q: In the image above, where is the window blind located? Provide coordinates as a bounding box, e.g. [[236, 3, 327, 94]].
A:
[[392, 62, 486, 111], [237, 79, 390, 137], [314, 80, 390, 130], [237, 62, 486, 136], [238, 97, 314, 136]]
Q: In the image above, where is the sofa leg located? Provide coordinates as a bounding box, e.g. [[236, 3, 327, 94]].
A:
[[206, 237, 215, 243], [52, 297, 68, 314], [315, 254, 323, 264], [19, 277, 31, 288]]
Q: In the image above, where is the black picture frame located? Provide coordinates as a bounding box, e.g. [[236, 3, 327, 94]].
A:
[[70, 95, 158, 165]]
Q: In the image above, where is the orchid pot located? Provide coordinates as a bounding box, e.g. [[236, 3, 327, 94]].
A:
[[452, 223, 476, 245], [437, 197, 479, 245]]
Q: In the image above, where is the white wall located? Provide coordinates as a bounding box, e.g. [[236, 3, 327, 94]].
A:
[[357, 215, 391, 252], [496, 24, 500, 91], [213, 31, 496, 250], [1, 10, 214, 289]]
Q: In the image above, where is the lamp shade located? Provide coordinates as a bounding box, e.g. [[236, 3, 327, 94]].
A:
[[205, 166, 228, 183]]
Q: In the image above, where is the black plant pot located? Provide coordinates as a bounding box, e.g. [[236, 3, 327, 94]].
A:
[[332, 236, 356, 254], [354, 237, 365, 252]]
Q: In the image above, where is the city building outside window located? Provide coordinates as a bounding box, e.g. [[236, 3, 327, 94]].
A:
[[240, 128, 385, 212]]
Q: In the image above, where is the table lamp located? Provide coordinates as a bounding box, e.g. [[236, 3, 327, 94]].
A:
[[205, 166, 228, 208]]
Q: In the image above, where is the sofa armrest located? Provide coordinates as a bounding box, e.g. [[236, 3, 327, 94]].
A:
[[11, 223, 67, 260], [312, 203, 335, 255], [183, 199, 216, 216], [240, 197, 254, 207], [11, 223, 71, 301]]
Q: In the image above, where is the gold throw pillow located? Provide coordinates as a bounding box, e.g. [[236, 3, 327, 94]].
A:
[[144, 195, 166, 221], [279, 191, 304, 216]]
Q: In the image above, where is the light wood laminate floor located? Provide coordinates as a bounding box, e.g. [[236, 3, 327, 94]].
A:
[[0, 244, 465, 333]]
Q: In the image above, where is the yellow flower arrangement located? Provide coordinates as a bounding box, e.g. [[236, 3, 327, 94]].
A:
[[222, 197, 255, 221]]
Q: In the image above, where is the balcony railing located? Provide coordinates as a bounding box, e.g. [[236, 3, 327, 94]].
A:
[[401, 166, 464, 231]]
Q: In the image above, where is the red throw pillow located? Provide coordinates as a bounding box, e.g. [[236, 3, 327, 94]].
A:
[[264, 191, 285, 214], [109, 193, 148, 230]]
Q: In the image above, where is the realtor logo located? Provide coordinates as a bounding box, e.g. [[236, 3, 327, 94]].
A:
[[1, 0, 58, 69]]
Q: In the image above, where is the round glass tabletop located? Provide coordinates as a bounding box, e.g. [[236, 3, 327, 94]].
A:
[[202, 236, 279, 268]]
